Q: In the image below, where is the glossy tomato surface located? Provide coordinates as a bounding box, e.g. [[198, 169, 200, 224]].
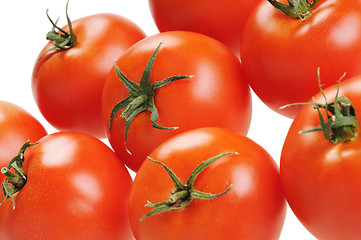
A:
[[32, 13, 146, 138], [0, 101, 47, 184], [241, 0, 361, 118], [102, 31, 252, 172], [0, 131, 133, 240], [281, 75, 361, 239], [148, 0, 263, 56], [129, 127, 286, 240]]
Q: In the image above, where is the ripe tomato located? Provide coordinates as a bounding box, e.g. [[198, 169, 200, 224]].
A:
[[32, 6, 146, 138], [0, 101, 47, 184], [148, 0, 263, 56], [101, 31, 252, 172], [129, 127, 286, 240], [0, 131, 133, 240], [281, 74, 361, 239], [241, 0, 361, 118]]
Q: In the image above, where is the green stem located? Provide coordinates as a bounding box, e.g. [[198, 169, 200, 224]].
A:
[[169, 190, 190, 204], [1, 167, 26, 189]]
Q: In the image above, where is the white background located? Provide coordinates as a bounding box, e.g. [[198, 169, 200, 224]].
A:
[[0, 1, 317, 239]]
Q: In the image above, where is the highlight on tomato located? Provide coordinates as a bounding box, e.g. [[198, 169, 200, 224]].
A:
[[129, 127, 286, 240], [32, 2, 146, 138], [102, 31, 252, 172], [148, 0, 263, 56], [0, 131, 133, 239], [280, 71, 361, 240], [241, 0, 361, 118], [0, 101, 47, 184]]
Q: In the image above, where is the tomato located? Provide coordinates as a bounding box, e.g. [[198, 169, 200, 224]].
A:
[[129, 127, 286, 240], [32, 4, 146, 138], [280, 74, 361, 239], [240, 0, 361, 118], [101, 31, 252, 172], [0, 101, 47, 184], [148, 0, 263, 56], [0, 131, 133, 239]]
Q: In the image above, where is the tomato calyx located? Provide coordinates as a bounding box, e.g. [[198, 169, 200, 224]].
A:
[[268, 0, 319, 20], [108, 41, 194, 154], [1, 141, 38, 209], [37, 1, 77, 63], [281, 69, 358, 144], [140, 152, 237, 221]]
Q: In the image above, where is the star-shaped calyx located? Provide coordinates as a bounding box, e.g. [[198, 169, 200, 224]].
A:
[[140, 152, 237, 221], [281, 68, 358, 144], [108, 41, 194, 153]]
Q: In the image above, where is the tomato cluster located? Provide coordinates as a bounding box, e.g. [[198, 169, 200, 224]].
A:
[[1, 0, 361, 239]]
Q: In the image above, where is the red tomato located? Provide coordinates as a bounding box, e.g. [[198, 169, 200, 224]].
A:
[[129, 127, 286, 240], [0, 101, 47, 184], [0, 131, 133, 239], [32, 8, 146, 138], [101, 31, 252, 172], [281, 75, 361, 239], [241, 0, 361, 118], [148, 0, 263, 56]]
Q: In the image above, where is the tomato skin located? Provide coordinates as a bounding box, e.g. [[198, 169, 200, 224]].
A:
[[129, 127, 286, 240], [148, 0, 263, 56], [280, 76, 361, 239], [32, 13, 146, 138], [241, 0, 361, 118], [0, 131, 133, 240], [0, 101, 47, 184], [102, 31, 252, 172]]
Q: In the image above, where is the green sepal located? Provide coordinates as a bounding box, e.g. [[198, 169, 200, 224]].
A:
[[1, 141, 39, 210], [140, 152, 237, 221], [108, 41, 194, 154], [281, 68, 358, 144], [268, 0, 319, 20], [35, 0, 77, 66], [45, 0, 76, 50], [190, 187, 232, 200]]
